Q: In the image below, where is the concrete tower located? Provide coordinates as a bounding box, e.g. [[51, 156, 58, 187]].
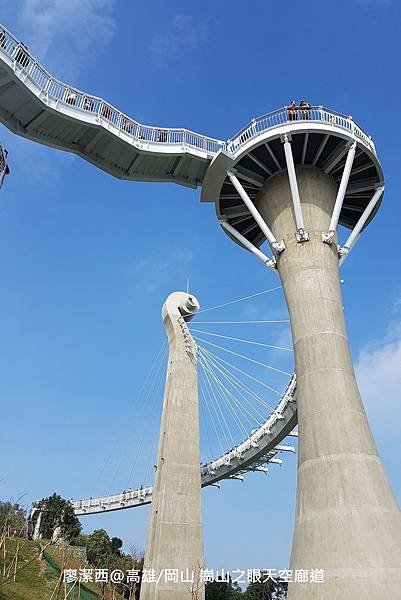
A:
[[201, 110, 401, 599], [140, 291, 204, 600]]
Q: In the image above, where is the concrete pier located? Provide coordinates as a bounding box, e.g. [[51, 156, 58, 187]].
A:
[[256, 167, 401, 600], [140, 292, 204, 600]]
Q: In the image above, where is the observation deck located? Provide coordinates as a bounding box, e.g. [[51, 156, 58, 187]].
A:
[[201, 108, 383, 253]]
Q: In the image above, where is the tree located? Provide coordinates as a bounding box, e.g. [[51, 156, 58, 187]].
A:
[[72, 531, 144, 599], [0, 502, 27, 537], [127, 545, 144, 600], [205, 578, 243, 599], [73, 528, 112, 565], [244, 580, 288, 599], [111, 536, 123, 556], [32, 493, 81, 542]]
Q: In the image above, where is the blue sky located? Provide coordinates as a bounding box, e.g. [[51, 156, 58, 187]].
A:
[[0, 0, 401, 573]]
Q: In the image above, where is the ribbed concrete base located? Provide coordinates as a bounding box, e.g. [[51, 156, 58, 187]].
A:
[[256, 167, 401, 599]]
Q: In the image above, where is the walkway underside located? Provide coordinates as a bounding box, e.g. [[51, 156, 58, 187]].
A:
[[0, 65, 210, 188], [0, 25, 220, 187]]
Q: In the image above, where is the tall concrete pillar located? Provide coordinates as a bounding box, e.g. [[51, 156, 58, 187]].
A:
[[140, 291, 204, 600], [256, 167, 401, 599]]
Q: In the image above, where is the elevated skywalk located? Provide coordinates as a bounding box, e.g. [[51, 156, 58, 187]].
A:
[[0, 21, 381, 211], [0, 24, 223, 188], [72, 376, 297, 515]]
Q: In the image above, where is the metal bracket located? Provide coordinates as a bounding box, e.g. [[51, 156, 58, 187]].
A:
[[254, 466, 269, 474], [296, 228, 309, 243], [274, 444, 296, 453], [272, 239, 286, 253], [265, 256, 277, 270], [337, 245, 349, 257], [322, 230, 335, 244]]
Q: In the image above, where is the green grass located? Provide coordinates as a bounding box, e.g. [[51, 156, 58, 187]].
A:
[[0, 538, 56, 600], [0, 538, 125, 600]]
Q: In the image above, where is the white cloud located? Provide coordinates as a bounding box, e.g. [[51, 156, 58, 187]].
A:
[[355, 321, 401, 442], [125, 247, 195, 296], [10, 0, 117, 80], [392, 292, 401, 313], [148, 14, 211, 65], [239, 302, 288, 322]]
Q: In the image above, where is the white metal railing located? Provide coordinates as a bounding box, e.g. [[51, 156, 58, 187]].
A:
[[0, 23, 376, 161], [72, 486, 153, 512], [0, 25, 223, 155], [226, 106, 376, 155], [200, 374, 296, 476]]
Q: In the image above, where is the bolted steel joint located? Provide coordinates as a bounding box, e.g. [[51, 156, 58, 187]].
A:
[[272, 239, 286, 253], [322, 230, 335, 244], [296, 228, 309, 243], [337, 245, 349, 257]]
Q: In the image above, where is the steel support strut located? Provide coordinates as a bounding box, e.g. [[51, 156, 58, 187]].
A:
[[226, 170, 285, 252], [219, 219, 276, 271], [322, 141, 356, 244], [282, 135, 309, 242], [339, 184, 384, 262]]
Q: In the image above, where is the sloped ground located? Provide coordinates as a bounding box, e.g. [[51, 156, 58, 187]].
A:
[[0, 538, 125, 600]]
